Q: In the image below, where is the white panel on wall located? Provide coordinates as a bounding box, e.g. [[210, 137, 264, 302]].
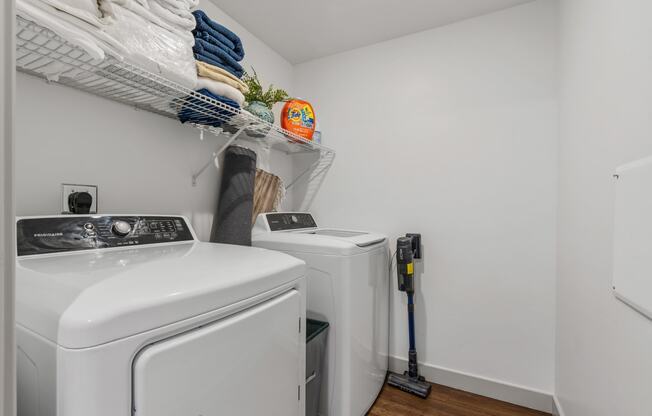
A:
[[613, 156, 652, 319]]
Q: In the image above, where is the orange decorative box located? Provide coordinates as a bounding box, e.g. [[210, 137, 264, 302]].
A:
[[281, 99, 316, 140]]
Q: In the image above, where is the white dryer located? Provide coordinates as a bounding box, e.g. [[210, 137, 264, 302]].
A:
[[252, 213, 389, 416], [15, 215, 306, 416]]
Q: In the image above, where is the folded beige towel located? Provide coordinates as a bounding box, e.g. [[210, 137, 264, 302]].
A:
[[196, 60, 249, 94]]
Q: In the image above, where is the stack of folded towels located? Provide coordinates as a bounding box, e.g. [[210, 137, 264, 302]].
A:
[[178, 10, 249, 127], [16, 0, 127, 64], [192, 10, 244, 78], [16, 0, 198, 88], [99, 0, 198, 87]]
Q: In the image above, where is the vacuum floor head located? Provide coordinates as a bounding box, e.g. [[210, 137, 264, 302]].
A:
[[387, 372, 432, 399]]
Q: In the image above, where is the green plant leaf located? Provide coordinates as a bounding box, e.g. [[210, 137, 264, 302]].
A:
[[242, 67, 289, 109]]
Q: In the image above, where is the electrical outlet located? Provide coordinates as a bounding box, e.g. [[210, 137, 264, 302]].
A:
[[61, 184, 98, 214]]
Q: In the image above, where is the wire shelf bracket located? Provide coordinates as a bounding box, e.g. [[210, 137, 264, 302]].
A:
[[191, 125, 247, 186]]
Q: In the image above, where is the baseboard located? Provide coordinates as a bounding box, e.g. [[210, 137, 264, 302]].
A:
[[552, 396, 565, 416], [388, 356, 554, 413]]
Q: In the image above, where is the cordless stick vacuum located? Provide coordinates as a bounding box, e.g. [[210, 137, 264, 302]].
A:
[[387, 235, 432, 399]]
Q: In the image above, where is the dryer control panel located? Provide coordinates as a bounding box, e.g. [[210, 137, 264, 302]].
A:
[[17, 215, 194, 256]]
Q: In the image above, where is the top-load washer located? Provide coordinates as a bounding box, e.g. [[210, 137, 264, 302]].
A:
[[15, 214, 307, 416], [252, 212, 389, 416]]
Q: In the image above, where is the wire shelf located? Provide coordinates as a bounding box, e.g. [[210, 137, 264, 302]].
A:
[[14, 16, 336, 160]]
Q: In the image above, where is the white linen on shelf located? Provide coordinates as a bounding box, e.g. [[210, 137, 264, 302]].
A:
[[149, 0, 195, 31], [100, 0, 194, 46], [196, 76, 245, 106], [102, 3, 197, 88], [157, 0, 197, 11], [17, 0, 107, 61], [18, 0, 198, 90], [37, 0, 105, 27], [22, 0, 128, 55]]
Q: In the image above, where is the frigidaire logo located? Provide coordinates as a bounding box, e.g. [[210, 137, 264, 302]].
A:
[[34, 232, 63, 237]]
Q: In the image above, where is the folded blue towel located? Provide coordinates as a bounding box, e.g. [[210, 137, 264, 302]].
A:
[[178, 88, 240, 128], [195, 31, 243, 62], [193, 38, 244, 78], [192, 10, 245, 61]]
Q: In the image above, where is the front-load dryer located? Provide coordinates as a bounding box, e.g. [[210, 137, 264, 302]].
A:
[[15, 215, 307, 416], [252, 212, 389, 416]]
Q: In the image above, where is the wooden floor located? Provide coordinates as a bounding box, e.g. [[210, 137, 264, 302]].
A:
[[367, 383, 551, 416]]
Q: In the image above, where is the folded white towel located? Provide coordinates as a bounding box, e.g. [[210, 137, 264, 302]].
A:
[[19, 0, 197, 90], [196, 76, 245, 106], [103, 3, 197, 88], [149, 0, 195, 31], [18, 0, 131, 64], [150, 0, 192, 20], [22, 0, 128, 56], [156, 0, 196, 12], [132, 0, 149, 9], [101, 0, 148, 8], [100, 0, 194, 45], [18, 1, 104, 62], [35, 0, 105, 27]]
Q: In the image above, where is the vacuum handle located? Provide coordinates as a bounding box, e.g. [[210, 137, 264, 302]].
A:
[[396, 237, 414, 293]]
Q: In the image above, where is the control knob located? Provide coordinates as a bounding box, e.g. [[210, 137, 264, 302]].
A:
[[111, 220, 132, 237]]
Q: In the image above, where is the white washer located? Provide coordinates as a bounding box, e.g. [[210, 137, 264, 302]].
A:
[[252, 213, 389, 416], [15, 215, 307, 416]]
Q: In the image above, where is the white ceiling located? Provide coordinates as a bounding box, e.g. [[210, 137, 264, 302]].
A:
[[211, 0, 535, 64]]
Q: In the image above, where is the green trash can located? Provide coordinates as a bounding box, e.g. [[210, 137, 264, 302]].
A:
[[306, 319, 329, 416]]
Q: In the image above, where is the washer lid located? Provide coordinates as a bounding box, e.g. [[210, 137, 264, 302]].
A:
[[252, 228, 387, 256], [16, 242, 305, 349]]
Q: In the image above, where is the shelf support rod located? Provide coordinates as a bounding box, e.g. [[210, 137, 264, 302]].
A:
[[191, 125, 247, 186], [285, 154, 333, 191]]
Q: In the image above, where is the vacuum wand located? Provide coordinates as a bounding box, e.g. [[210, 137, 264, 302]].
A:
[[396, 237, 419, 377], [387, 235, 431, 398]]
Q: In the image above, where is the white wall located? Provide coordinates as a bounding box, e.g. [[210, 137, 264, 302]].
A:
[[1, 0, 16, 414], [15, 0, 296, 241], [294, 0, 558, 394], [556, 0, 652, 415]]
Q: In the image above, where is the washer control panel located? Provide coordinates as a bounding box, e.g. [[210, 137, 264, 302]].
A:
[[17, 215, 194, 256], [264, 213, 317, 231]]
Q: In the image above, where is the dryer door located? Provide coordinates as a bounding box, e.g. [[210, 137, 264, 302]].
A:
[[132, 290, 303, 416]]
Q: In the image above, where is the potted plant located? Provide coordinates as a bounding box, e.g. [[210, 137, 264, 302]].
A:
[[242, 68, 289, 124]]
